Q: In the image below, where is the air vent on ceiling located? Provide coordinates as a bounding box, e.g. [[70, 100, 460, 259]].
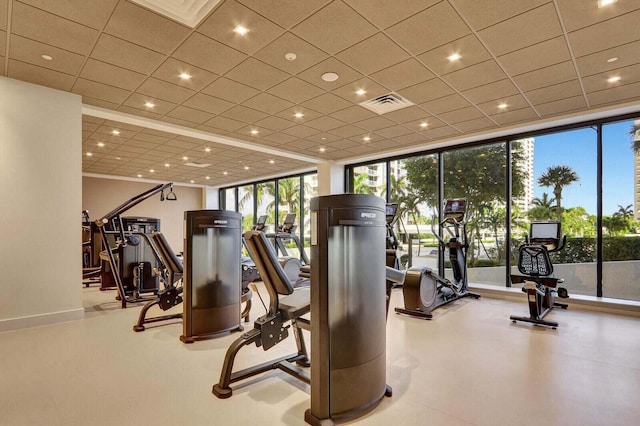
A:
[[130, 0, 222, 28], [359, 92, 414, 115], [185, 161, 210, 168]]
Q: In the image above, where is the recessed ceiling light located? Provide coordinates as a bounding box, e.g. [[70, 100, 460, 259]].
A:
[[356, 89, 367, 96], [607, 75, 621, 83], [164, 163, 170, 167], [116, 157, 121, 160], [294, 112, 304, 118], [112, 130, 120, 135], [498, 103, 508, 109], [285, 52, 297, 61], [179, 72, 192, 80], [319, 147, 326, 153], [447, 53, 461, 61], [269, 159, 275, 164], [607, 57, 618, 63], [144, 101, 155, 108], [86, 152, 93, 156], [190, 180, 195, 183], [205, 176, 210, 180], [149, 169, 155, 173], [41, 54, 52, 61], [321, 72, 339, 82], [244, 166, 249, 170], [223, 171, 228, 175], [597, 0, 616, 8], [321, 137, 326, 140], [363, 136, 371, 142], [97, 142, 105, 147], [420, 122, 428, 128], [205, 147, 211, 153], [233, 25, 249, 36], [182, 156, 188, 160], [250, 129, 259, 135], [137, 174, 142, 178]]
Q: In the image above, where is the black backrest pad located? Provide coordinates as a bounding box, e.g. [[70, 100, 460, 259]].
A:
[[151, 232, 183, 274], [518, 243, 553, 277], [243, 230, 294, 296]]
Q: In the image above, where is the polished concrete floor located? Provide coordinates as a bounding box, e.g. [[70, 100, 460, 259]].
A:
[[1, 284, 639, 426]]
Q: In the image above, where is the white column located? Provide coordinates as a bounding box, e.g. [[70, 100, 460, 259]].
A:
[[203, 186, 219, 209], [316, 161, 345, 196]]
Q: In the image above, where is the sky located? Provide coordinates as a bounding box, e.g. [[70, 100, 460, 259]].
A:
[[533, 119, 638, 216]]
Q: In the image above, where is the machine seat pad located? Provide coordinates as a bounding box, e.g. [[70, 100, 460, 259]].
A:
[[279, 287, 310, 321]]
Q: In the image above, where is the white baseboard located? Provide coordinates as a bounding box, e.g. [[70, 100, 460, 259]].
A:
[[0, 308, 85, 332]]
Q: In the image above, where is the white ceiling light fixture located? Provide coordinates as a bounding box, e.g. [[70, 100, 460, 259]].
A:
[[321, 72, 339, 82], [179, 72, 192, 80], [112, 130, 120, 135], [190, 180, 195, 183], [498, 103, 508, 109], [233, 25, 249, 36], [363, 136, 371, 142], [205, 147, 211, 152], [223, 171, 228, 175], [598, 0, 617, 8], [269, 159, 275, 164], [41, 54, 52, 61], [86, 152, 93, 157], [319, 147, 326, 153], [607, 57, 618, 63], [97, 142, 105, 147], [149, 169, 155, 173], [420, 122, 428, 128], [250, 129, 259, 135], [285, 53, 297, 61], [144, 101, 156, 108], [294, 112, 304, 118], [244, 165, 249, 170], [206, 176, 210, 180], [164, 163, 170, 167], [447, 53, 461, 61], [607, 75, 621, 83], [182, 156, 188, 160], [356, 89, 367, 96], [115, 157, 121, 160], [137, 174, 142, 178]]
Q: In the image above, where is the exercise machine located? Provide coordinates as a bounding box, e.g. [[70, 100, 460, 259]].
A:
[[81, 210, 101, 286], [258, 214, 309, 286], [394, 198, 480, 319], [510, 221, 569, 329]]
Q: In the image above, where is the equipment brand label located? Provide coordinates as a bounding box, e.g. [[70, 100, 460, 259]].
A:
[[214, 220, 228, 224], [360, 212, 377, 219]]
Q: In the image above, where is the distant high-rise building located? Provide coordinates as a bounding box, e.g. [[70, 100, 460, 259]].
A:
[[512, 138, 535, 213]]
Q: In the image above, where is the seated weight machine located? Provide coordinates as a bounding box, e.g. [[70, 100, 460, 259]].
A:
[[394, 198, 480, 319], [510, 221, 569, 329]]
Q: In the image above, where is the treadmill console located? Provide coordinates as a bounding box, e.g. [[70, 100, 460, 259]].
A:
[[443, 198, 467, 222]]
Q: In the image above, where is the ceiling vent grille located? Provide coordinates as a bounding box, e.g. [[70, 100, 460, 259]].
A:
[[185, 161, 210, 168], [130, 0, 222, 28], [359, 92, 414, 114]]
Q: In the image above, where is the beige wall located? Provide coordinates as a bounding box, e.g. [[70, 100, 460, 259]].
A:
[[0, 77, 83, 330], [82, 177, 204, 251]]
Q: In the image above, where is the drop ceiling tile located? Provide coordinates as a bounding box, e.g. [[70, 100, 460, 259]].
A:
[[152, 58, 218, 91], [165, 106, 215, 124], [393, 132, 429, 145], [308, 133, 342, 143], [92, 34, 166, 75], [374, 125, 412, 139], [449, 0, 547, 30], [441, 59, 507, 92], [243, 93, 295, 115], [204, 115, 246, 132], [592, 81, 640, 105], [331, 78, 388, 104], [336, 33, 410, 75], [417, 34, 491, 76], [0, 1, 7, 31], [104, 1, 190, 54], [261, 132, 299, 144], [292, 1, 377, 55], [79, 59, 146, 91], [304, 116, 346, 131], [238, 0, 329, 29], [575, 40, 640, 77], [354, 116, 396, 131], [0, 31, 5, 56], [253, 32, 329, 74], [437, 106, 485, 124], [329, 124, 368, 138], [513, 61, 578, 91], [383, 105, 431, 124], [198, 0, 284, 55], [201, 77, 260, 103], [478, 3, 562, 56], [234, 126, 275, 139], [253, 116, 297, 132], [267, 77, 325, 104], [297, 57, 363, 91], [116, 105, 162, 120], [136, 132, 171, 144], [477, 94, 530, 115], [181, 93, 233, 115], [568, 10, 640, 57], [225, 57, 289, 90], [126, 139, 161, 150], [276, 107, 323, 123], [327, 138, 359, 148], [343, 0, 436, 29], [386, 2, 470, 55], [329, 105, 378, 123], [302, 92, 353, 114], [462, 79, 519, 104], [489, 106, 539, 125], [451, 117, 496, 133], [422, 125, 461, 140], [370, 59, 435, 92], [174, 32, 247, 75], [222, 105, 269, 123], [497, 36, 571, 77], [282, 125, 320, 138], [582, 63, 640, 93], [9, 34, 85, 75], [536, 95, 588, 116], [137, 78, 196, 104], [21, 0, 118, 30], [122, 93, 177, 115], [11, 2, 99, 55], [556, 0, 640, 32], [72, 78, 130, 104], [398, 78, 454, 104], [420, 93, 472, 115]]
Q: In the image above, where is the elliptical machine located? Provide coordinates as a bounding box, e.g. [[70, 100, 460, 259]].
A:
[[394, 198, 480, 319], [510, 221, 569, 329]]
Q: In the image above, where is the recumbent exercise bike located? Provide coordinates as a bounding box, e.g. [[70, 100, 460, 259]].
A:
[[510, 220, 569, 329]]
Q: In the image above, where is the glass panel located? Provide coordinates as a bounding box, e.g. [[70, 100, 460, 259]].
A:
[[398, 155, 439, 270], [444, 143, 508, 286], [602, 118, 640, 301], [256, 181, 275, 233], [521, 128, 597, 296], [303, 174, 318, 261], [353, 163, 386, 197], [224, 188, 236, 211], [237, 185, 254, 231], [276, 177, 302, 259]]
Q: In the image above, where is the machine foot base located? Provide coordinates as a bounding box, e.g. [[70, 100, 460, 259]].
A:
[[132, 325, 145, 332], [212, 384, 232, 399], [394, 307, 432, 319]]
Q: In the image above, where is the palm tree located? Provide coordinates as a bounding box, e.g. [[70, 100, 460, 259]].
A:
[[537, 166, 579, 222], [353, 172, 374, 194], [398, 194, 424, 256], [528, 192, 557, 220], [615, 204, 634, 220]]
